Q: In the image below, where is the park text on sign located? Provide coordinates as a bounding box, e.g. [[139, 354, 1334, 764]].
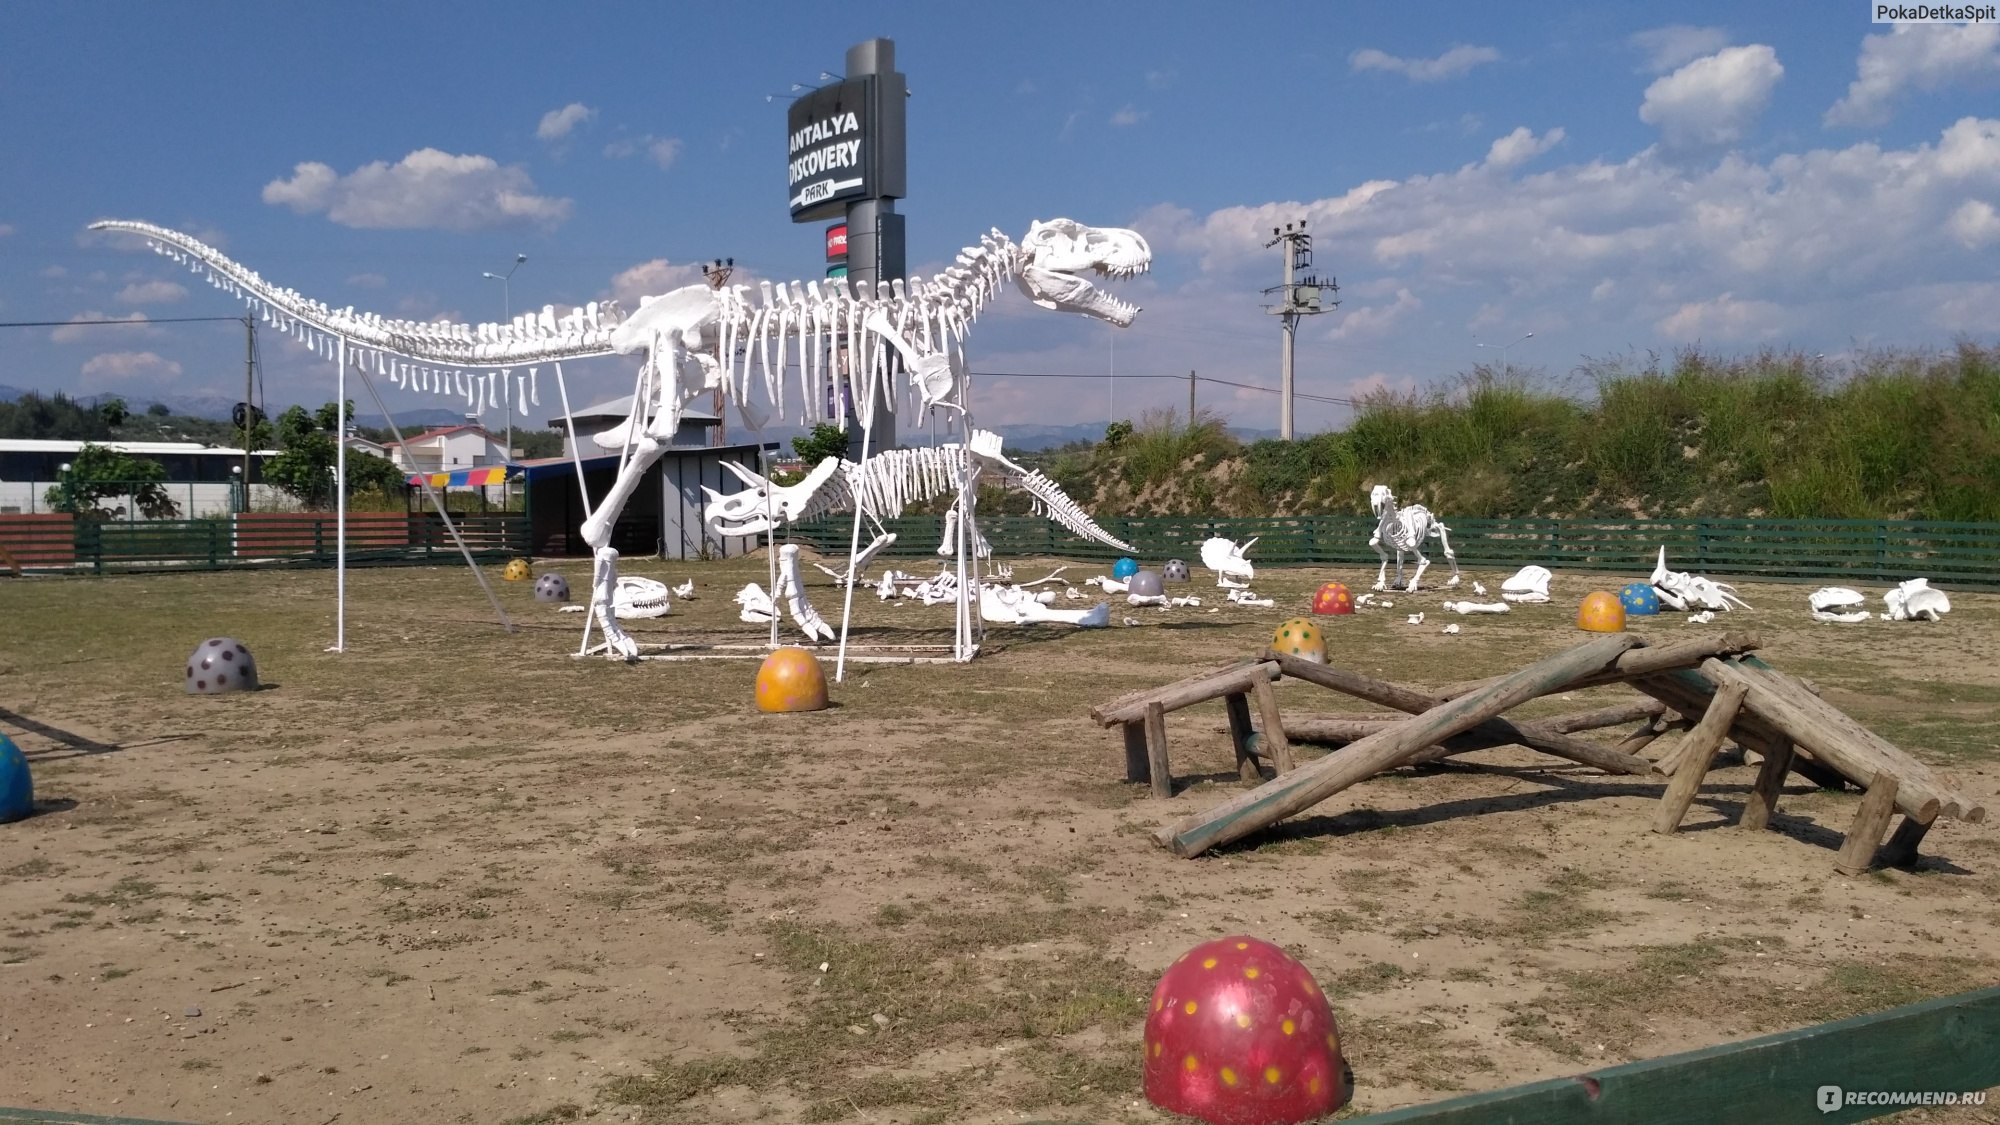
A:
[[788, 79, 874, 221]]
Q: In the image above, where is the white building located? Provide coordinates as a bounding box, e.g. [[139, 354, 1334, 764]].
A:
[[379, 424, 511, 475], [0, 438, 277, 518]]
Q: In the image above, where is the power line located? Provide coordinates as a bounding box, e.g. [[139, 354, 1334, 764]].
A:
[[0, 316, 246, 328], [971, 368, 1357, 407]]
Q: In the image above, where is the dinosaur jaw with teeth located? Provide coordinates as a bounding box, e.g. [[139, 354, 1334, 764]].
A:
[[1015, 219, 1151, 327]]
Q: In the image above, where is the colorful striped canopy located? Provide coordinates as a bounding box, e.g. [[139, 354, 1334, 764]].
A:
[[406, 465, 508, 489]]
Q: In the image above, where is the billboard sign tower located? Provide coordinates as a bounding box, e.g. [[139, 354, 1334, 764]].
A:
[[787, 37, 907, 453]]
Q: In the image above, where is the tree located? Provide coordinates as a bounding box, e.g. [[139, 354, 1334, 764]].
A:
[[514, 428, 565, 459], [97, 396, 129, 430], [1104, 420, 1135, 447], [44, 442, 181, 519], [146, 402, 171, 417], [261, 401, 404, 509], [792, 422, 851, 466], [0, 391, 110, 441]]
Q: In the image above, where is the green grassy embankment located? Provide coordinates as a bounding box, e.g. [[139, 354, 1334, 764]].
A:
[[1012, 343, 2000, 523]]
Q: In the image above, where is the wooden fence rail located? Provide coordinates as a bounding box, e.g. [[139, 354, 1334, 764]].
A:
[[1, 513, 528, 574], [787, 514, 2000, 588]]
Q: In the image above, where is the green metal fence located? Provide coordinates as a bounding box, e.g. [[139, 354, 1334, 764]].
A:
[[788, 514, 2000, 588]]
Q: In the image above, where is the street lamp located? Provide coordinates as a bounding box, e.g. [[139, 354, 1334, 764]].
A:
[[481, 253, 528, 466], [1475, 331, 1535, 373]]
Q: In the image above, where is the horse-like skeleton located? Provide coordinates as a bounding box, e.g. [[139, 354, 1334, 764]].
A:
[[1368, 484, 1460, 592]]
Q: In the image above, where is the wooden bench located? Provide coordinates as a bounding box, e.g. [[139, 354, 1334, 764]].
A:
[[1090, 660, 1291, 798]]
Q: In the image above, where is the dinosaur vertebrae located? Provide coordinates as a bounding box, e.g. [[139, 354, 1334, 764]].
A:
[[815, 446, 1131, 552], [86, 220, 622, 414]]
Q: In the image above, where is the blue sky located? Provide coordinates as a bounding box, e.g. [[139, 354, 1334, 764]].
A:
[[4, 1, 1997, 435]]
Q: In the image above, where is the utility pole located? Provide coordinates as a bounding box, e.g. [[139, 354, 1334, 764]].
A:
[[241, 314, 256, 511], [1262, 220, 1338, 440], [1188, 370, 1196, 426]]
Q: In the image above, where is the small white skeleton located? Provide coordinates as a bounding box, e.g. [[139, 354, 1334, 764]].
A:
[[1808, 587, 1869, 623], [1200, 536, 1257, 589], [1086, 575, 1130, 594], [1650, 547, 1751, 611], [1881, 578, 1951, 621], [559, 568, 671, 620], [1443, 600, 1511, 615], [1226, 588, 1273, 607], [672, 580, 696, 600], [1473, 581, 1487, 596], [1441, 623, 1461, 635], [1406, 612, 1426, 625], [1368, 485, 1461, 591], [1501, 565, 1553, 603], [1686, 610, 1716, 625], [978, 584, 1109, 627]]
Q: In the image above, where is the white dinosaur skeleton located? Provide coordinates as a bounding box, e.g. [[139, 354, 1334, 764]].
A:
[[1881, 578, 1951, 621], [1500, 565, 1552, 603], [704, 430, 1131, 555], [1368, 485, 1461, 591], [978, 584, 1110, 628], [1809, 586, 1869, 623], [1200, 537, 1257, 588], [557, 571, 670, 620], [90, 217, 1150, 666], [1650, 547, 1751, 612]]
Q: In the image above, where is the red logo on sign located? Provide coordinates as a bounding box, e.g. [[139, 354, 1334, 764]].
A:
[[826, 223, 848, 259]]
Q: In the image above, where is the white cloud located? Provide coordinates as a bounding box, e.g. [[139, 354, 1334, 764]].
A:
[[1349, 44, 1501, 82], [261, 149, 572, 231], [1655, 293, 1785, 341], [1110, 105, 1147, 127], [114, 279, 187, 304], [1639, 45, 1784, 151], [1949, 198, 2000, 248], [1143, 116, 2000, 354], [51, 311, 155, 343], [81, 350, 182, 382], [347, 272, 387, 288], [1332, 288, 1422, 340], [1484, 126, 1566, 170], [603, 135, 685, 170], [1629, 25, 1732, 74], [1146, 69, 1177, 90], [608, 259, 709, 309], [1825, 24, 2000, 128], [536, 102, 596, 142]]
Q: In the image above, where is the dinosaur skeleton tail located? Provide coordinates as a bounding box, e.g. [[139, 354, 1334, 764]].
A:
[[1007, 466, 1132, 553]]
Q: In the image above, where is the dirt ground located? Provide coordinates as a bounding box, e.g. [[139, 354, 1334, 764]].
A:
[[1, 551, 1996, 1125]]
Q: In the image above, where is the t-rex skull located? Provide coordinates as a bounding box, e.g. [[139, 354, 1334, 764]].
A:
[[1013, 218, 1150, 327], [701, 456, 841, 537]]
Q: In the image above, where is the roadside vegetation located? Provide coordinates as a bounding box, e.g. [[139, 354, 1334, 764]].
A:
[[1023, 343, 2000, 522]]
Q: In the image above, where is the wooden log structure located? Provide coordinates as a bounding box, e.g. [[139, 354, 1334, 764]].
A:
[[1433, 631, 1760, 698], [1283, 712, 1656, 776], [1090, 659, 1283, 798], [1266, 650, 1655, 777], [1158, 633, 1643, 857], [1632, 669, 1852, 792], [1699, 657, 1976, 825], [1834, 773, 1902, 876], [1652, 681, 1747, 834]]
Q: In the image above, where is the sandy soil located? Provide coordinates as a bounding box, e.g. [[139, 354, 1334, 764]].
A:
[[1, 556, 1996, 1124]]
